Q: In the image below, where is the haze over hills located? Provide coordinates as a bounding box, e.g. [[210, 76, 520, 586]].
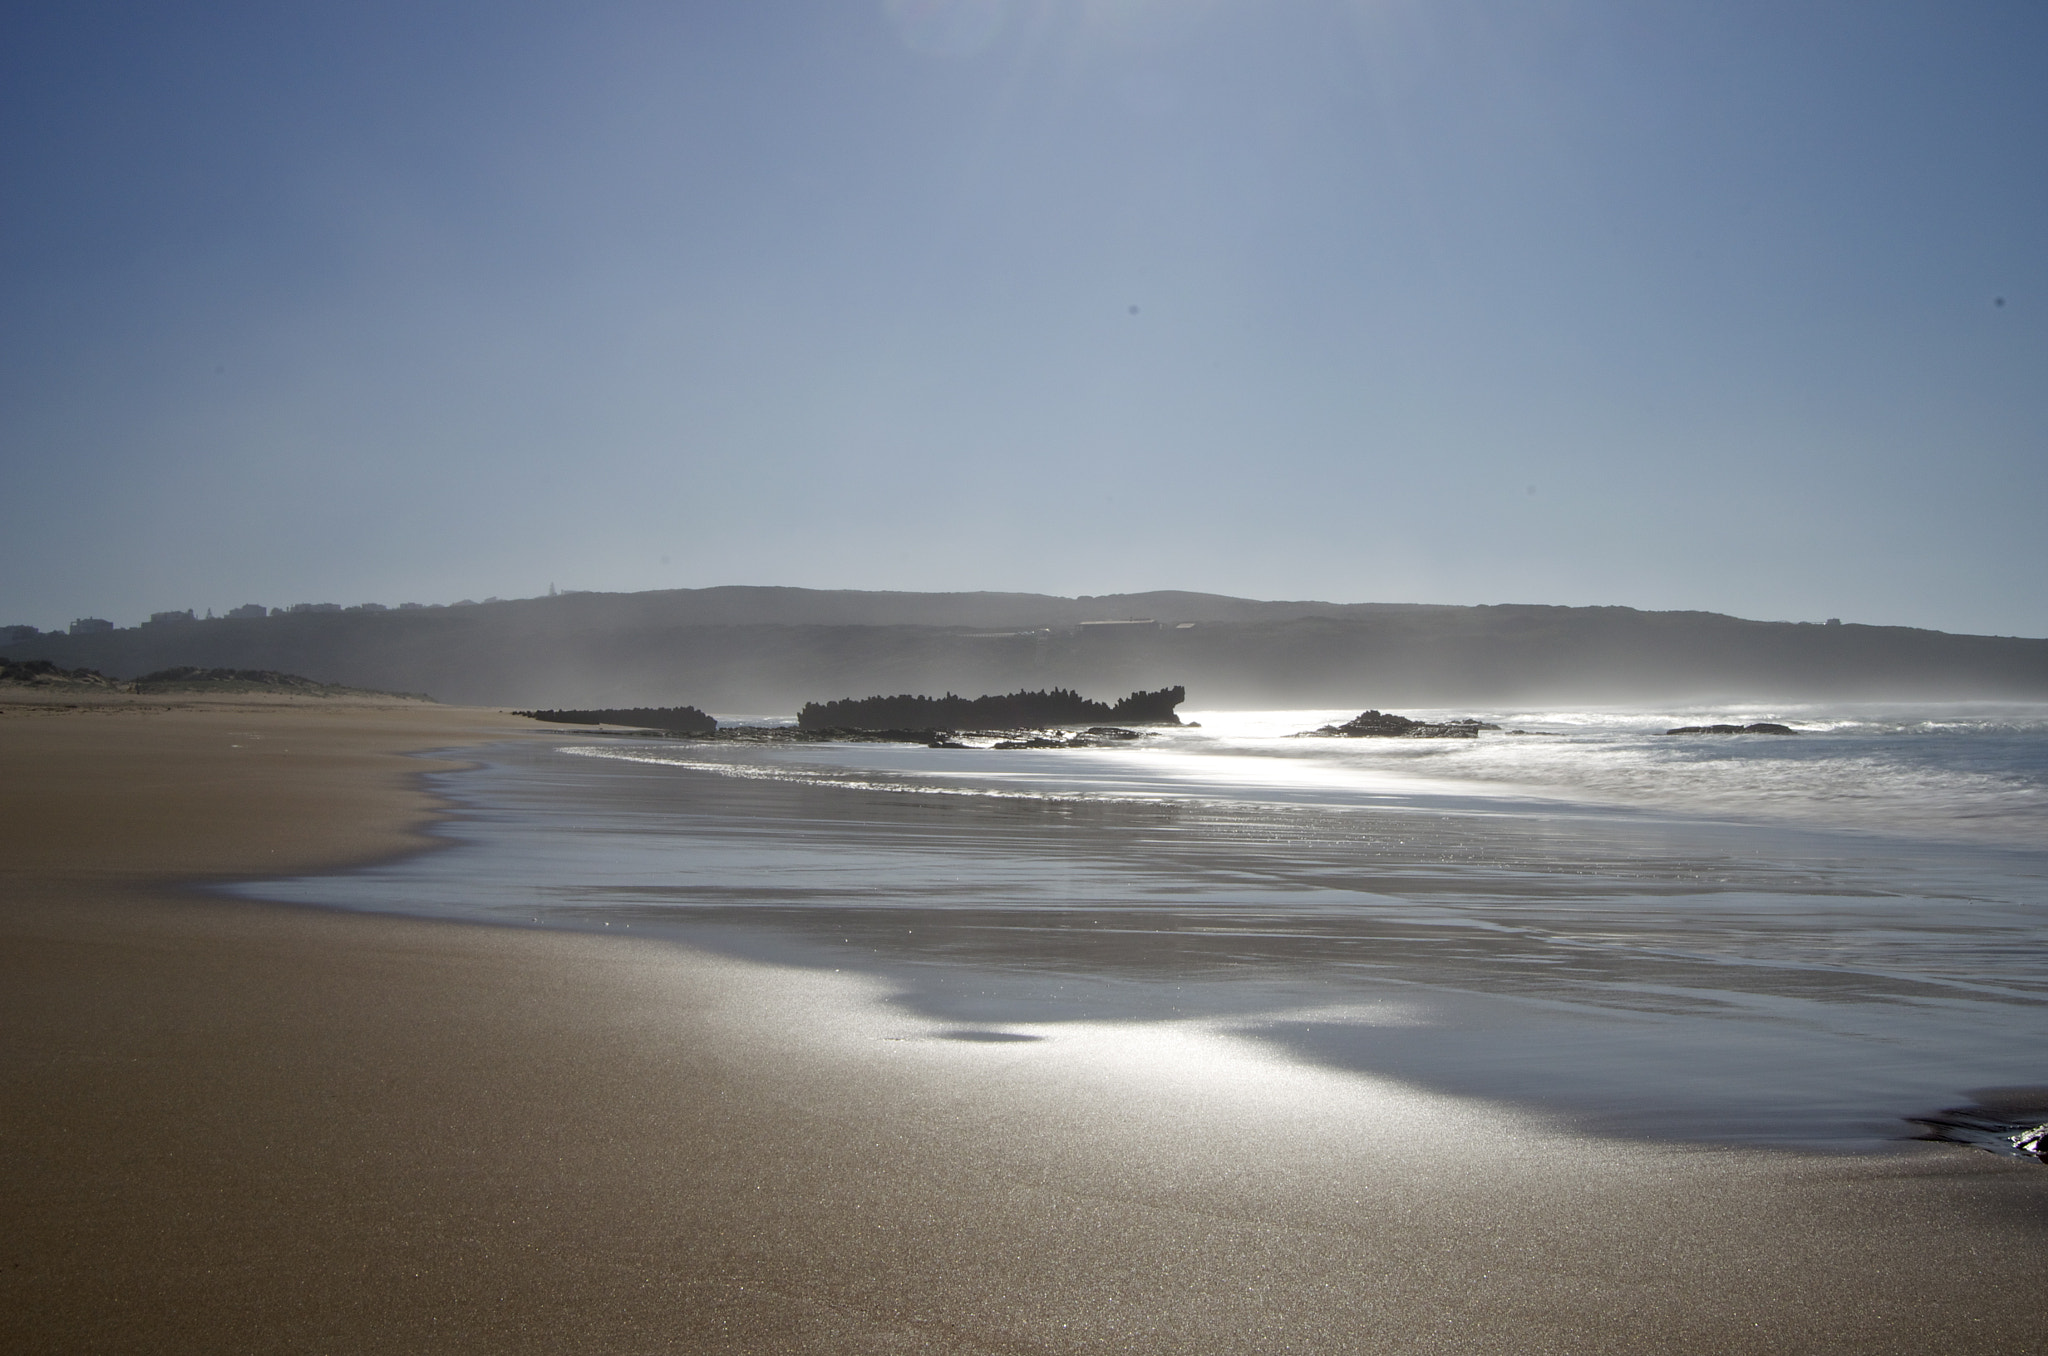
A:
[[4, 586, 2044, 712]]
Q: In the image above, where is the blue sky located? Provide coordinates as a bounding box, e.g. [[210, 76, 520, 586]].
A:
[[2, 0, 2042, 634]]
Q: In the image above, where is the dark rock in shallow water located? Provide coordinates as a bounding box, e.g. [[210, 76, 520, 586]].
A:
[[991, 728, 1148, 750], [684, 724, 1155, 749], [1663, 723, 1798, 736], [797, 686, 1185, 732], [1910, 1089, 2048, 1164], [518, 706, 716, 735], [1299, 709, 1499, 739], [1326, 710, 1419, 737]]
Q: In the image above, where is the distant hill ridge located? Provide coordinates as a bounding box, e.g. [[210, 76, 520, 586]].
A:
[[2, 586, 2042, 708]]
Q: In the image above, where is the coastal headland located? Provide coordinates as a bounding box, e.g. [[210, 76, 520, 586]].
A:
[[5, 690, 2047, 1353], [7, 585, 2044, 710]]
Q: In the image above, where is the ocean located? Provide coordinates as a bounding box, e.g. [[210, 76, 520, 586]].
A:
[[234, 703, 2048, 1155]]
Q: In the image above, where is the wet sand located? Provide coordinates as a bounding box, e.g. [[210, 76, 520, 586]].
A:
[[4, 693, 2046, 1353]]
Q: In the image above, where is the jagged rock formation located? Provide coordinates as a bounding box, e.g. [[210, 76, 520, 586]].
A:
[[797, 686, 1185, 732], [1301, 710, 1499, 739], [517, 706, 716, 735], [1663, 723, 1798, 735]]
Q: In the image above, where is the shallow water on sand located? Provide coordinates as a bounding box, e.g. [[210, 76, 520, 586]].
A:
[[234, 707, 2048, 1152]]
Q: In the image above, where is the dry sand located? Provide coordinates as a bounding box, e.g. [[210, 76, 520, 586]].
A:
[[3, 692, 2045, 1354]]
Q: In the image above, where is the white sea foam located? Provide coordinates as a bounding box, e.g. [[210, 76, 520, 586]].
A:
[[1159, 705, 2048, 845], [563, 703, 2048, 849], [240, 704, 2048, 1150], [556, 746, 1167, 804]]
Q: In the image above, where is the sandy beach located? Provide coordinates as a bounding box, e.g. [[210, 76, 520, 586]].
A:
[[4, 693, 2046, 1354]]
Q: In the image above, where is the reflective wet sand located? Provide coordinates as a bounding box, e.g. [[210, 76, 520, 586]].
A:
[[6, 701, 2047, 1353], [253, 738, 2048, 1149]]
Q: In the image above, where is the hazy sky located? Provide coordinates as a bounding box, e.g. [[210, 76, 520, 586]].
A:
[[3, 1, 2042, 634]]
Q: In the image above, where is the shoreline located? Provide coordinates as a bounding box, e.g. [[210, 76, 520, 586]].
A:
[[5, 694, 2047, 1353], [254, 735, 2048, 1153]]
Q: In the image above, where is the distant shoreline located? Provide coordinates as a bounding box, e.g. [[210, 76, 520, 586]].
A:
[[8, 585, 2044, 710]]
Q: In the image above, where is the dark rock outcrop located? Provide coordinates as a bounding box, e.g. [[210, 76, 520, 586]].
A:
[[1910, 1090, 2048, 1164], [1300, 710, 1500, 739], [1663, 723, 1798, 736], [518, 706, 716, 735], [797, 686, 1185, 732], [657, 723, 1154, 749], [990, 728, 1147, 750]]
